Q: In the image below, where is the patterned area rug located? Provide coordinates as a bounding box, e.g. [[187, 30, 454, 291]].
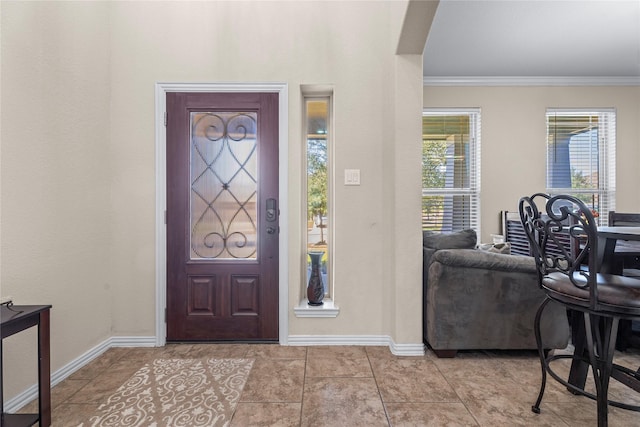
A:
[[86, 358, 253, 427]]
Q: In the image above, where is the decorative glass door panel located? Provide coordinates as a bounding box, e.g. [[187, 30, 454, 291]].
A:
[[190, 112, 258, 260]]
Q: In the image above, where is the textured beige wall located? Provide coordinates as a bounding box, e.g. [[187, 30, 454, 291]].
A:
[[106, 1, 416, 338], [1, 0, 423, 401], [424, 85, 640, 243], [1, 1, 112, 398]]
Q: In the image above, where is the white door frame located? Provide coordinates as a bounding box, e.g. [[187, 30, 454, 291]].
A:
[[154, 82, 289, 346]]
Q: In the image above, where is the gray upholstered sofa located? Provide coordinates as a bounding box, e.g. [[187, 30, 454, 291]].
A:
[[423, 229, 570, 357]]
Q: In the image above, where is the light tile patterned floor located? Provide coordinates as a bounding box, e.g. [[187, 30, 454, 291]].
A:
[[19, 344, 640, 426]]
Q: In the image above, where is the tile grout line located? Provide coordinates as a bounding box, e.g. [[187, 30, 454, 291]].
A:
[[429, 354, 482, 426], [365, 347, 393, 426], [227, 345, 250, 425], [300, 346, 308, 426]]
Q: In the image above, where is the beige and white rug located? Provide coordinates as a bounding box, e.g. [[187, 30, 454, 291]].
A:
[[85, 358, 253, 427]]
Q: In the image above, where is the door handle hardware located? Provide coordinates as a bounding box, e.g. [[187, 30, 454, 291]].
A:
[[267, 226, 276, 234]]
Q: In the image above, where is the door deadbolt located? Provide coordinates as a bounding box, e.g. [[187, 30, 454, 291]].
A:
[[266, 198, 277, 222]]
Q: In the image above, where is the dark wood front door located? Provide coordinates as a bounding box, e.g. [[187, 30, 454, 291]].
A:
[[166, 92, 279, 341]]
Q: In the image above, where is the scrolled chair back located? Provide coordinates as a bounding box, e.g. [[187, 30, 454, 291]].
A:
[[519, 193, 600, 310]]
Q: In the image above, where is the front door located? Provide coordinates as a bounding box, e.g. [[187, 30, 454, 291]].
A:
[[166, 92, 279, 341]]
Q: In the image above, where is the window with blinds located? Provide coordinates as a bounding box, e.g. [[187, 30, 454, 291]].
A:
[[422, 109, 481, 233], [546, 109, 616, 225]]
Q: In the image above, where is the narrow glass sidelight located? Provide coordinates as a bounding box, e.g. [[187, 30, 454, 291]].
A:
[[190, 111, 258, 260], [305, 97, 330, 297]]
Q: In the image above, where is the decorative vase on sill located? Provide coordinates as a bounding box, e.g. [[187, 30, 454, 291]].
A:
[[307, 251, 324, 306]]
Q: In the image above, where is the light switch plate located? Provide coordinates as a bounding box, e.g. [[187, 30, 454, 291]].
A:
[[344, 169, 360, 185]]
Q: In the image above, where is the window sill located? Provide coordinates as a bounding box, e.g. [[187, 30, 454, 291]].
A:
[[293, 299, 339, 318]]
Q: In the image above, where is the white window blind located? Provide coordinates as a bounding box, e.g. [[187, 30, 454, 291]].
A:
[[546, 109, 616, 225], [422, 109, 481, 233]]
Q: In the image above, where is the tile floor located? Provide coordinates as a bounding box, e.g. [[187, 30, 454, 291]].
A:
[[19, 344, 640, 426]]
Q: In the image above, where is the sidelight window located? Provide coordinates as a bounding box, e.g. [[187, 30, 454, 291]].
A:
[[303, 94, 332, 300]]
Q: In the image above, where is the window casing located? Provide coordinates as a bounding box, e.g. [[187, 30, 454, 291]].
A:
[[422, 109, 481, 233], [546, 109, 616, 225]]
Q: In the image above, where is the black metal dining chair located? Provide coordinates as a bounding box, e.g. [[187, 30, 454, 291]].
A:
[[519, 193, 640, 427]]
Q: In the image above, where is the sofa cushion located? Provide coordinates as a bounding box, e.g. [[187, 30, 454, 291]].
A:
[[423, 229, 477, 250], [432, 248, 536, 274], [478, 242, 512, 254]]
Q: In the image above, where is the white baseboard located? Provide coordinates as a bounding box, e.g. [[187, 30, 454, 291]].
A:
[[389, 341, 426, 357], [109, 336, 157, 348], [3, 336, 156, 413], [287, 334, 425, 356]]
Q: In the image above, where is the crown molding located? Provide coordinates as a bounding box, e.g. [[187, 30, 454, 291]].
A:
[[423, 76, 640, 86]]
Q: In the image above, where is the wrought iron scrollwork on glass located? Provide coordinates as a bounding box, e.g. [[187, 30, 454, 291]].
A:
[[190, 112, 258, 260]]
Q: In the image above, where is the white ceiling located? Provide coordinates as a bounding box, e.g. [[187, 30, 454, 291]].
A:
[[423, 0, 640, 80]]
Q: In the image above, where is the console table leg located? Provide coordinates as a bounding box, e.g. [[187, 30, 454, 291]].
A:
[[38, 310, 51, 426]]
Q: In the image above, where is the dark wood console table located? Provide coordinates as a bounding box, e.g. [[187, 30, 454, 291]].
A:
[[1, 304, 52, 427]]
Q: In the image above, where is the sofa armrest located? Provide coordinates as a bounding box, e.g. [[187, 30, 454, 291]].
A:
[[423, 247, 437, 271], [431, 248, 536, 274]]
